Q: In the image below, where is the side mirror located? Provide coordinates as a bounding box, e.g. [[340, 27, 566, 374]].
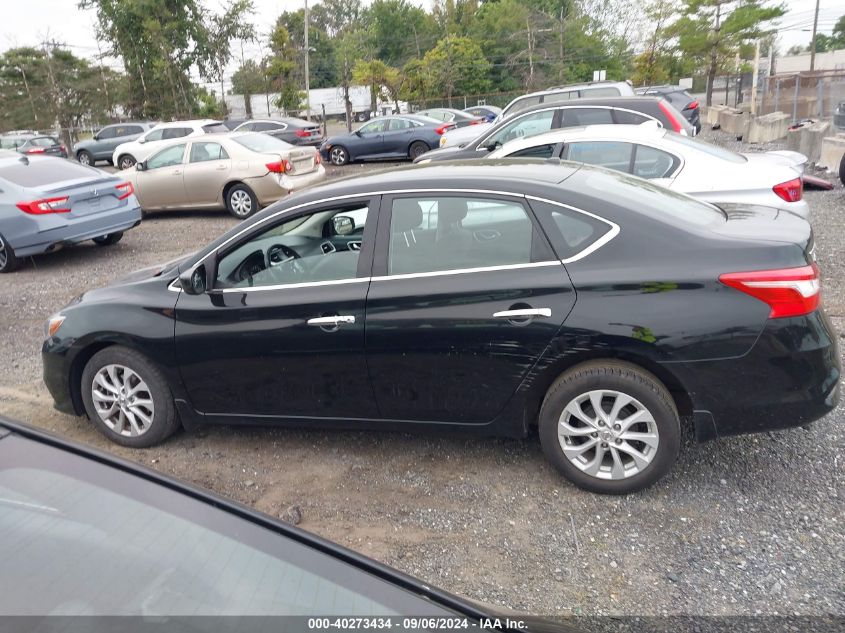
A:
[[138, 137, 146, 144], [178, 253, 216, 295], [332, 215, 354, 236], [354, 129, 362, 137], [135, 161, 145, 172], [481, 141, 500, 152], [92, 133, 100, 141]]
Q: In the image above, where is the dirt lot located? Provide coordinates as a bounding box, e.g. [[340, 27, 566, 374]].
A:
[[1, 144, 843, 617]]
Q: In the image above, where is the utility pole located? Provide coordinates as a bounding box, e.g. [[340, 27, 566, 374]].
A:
[[810, 0, 820, 71], [304, 0, 311, 120], [95, 35, 112, 120], [750, 39, 760, 114]]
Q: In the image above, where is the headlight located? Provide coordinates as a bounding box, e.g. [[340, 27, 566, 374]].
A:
[[45, 314, 65, 338]]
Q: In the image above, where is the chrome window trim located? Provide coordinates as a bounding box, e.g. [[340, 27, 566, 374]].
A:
[[217, 276, 370, 294], [372, 261, 561, 283], [525, 195, 621, 264]]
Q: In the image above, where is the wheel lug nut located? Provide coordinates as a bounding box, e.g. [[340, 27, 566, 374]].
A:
[[598, 421, 605, 427], [615, 438, 622, 445], [601, 442, 608, 448], [591, 432, 598, 438], [613, 424, 621, 431]]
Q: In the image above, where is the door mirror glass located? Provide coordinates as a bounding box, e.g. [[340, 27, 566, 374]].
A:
[[135, 161, 145, 172], [92, 133, 100, 141], [332, 216, 354, 235], [179, 256, 215, 295]]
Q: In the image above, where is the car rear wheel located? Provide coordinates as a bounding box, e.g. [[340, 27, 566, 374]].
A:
[[77, 150, 93, 165], [538, 361, 680, 495], [81, 346, 179, 448], [93, 232, 123, 246], [117, 154, 136, 170], [0, 233, 19, 273], [329, 146, 349, 166], [409, 141, 429, 161], [839, 152, 845, 186], [226, 183, 258, 219]]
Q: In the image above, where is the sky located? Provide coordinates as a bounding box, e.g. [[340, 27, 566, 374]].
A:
[[0, 0, 842, 93]]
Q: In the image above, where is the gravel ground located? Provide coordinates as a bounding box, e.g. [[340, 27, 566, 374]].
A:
[[0, 140, 842, 618]]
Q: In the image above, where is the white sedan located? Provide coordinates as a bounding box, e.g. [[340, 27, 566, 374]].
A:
[[487, 122, 809, 218]]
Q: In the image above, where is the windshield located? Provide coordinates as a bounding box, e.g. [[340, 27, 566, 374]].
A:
[[232, 132, 294, 153]]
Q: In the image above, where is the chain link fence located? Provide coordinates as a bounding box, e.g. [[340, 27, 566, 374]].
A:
[[755, 71, 845, 124]]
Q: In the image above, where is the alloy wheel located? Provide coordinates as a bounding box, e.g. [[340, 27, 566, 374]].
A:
[[330, 147, 347, 165], [230, 190, 253, 217], [119, 156, 135, 170], [91, 364, 155, 437], [557, 389, 659, 480], [0, 236, 6, 269], [78, 152, 91, 165]]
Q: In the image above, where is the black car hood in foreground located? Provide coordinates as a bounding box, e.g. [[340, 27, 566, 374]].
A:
[[0, 416, 582, 633], [112, 251, 196, 285]]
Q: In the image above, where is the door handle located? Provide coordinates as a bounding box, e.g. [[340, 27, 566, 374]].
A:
[[493, 308, 552, 319], [307, 315, 356, 327], [215, 164, 228, 170], [171, 169, 182, 175]]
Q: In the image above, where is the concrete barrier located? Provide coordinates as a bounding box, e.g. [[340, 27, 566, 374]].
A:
[[704, 105, 727, 127], [718, 108, 750, 138], [818, 134, 845, 172], [746, 112, 790, 143], [786, 120, 831, 164]]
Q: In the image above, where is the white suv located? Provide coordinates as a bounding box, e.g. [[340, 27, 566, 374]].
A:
[[112, 120, 228, 170]]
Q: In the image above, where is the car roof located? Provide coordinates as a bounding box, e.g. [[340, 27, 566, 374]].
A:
[[636, 85, 688, 94], [494, 123, 669, 154], [153, 119, 221, 129], [500, 95, 664, 119]]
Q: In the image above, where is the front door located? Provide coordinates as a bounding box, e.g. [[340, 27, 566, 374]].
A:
[[174, 196, 379, 420], [364, 193, 576, 424], [135, 143, 189, 209], [183, 141, 232, 207], [354, 120, 387, 158]]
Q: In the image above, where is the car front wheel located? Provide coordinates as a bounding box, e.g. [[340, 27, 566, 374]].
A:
[[118, 154, 136, 170], [329, 146, 349, 166], [77, 150, 93, 165], [538, 361, 680, 494], [81, 346, 179, 447]]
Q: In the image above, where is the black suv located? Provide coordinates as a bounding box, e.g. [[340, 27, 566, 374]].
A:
[[415, 97, 694, 163], [635, 85, 702, 133]]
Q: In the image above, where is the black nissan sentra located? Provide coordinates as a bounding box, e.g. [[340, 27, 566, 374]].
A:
[[41, 161, 840, 494]]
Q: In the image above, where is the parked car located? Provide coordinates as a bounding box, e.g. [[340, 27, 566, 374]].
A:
[[319, 114, 447, 165], [222, 118, 248, 130], [488, 122, 809, 217], [417, 97, 695, 162], [464, 105, 502, 122], [42, 161, 839, 494], [120, 132, 325, 219], [415, 108, 484, 129], [0, 416, 575, 628], [0, 132, 36, 150], [635, 85, 702, 133], [0, 151, 141, 273], [233, 118, 323, 146], [12, 135, 68, 158], [112, 120, 228, 171], [73, 122, 156, 166]]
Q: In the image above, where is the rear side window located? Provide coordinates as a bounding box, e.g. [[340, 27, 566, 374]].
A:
[[506, 143, 558, 159], [388, 118, 412, 130], [566, 141, 634, 173], [529, 199, 613, 261], [387, 196, 550, 275], [190, 142, 229, 163], [163, 127, 192, 140], [560, 108, 614, 126], [0, 160, 97, 187], [613, 110, 653, 125], [124, 125, 143, 136]]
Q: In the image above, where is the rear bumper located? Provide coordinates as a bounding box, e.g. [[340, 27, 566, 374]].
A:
[[246, 166, 327, 206], [13, 205, 142, 257], [672, 310, 840, 440]]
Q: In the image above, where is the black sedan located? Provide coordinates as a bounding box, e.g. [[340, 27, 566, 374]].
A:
[[417, 107, 485, 128], [416, 96, 695, 163], [319, 114, 447, 165], [0, 416, 575, 629], [42, 162, 839, 494], [234, 117, 324, 147]]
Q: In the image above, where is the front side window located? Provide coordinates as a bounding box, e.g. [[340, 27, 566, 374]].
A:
[[215, 204, 370, 289], [146, 144, 186, 170], [97, 126, 116, 140], [632, 145, 680, 179], [566, 141, 634, 173], [484, 110, 555, 148], [387, 196, 542, 275], [190, 142, 229, 163], [359, 120, 388, 135]]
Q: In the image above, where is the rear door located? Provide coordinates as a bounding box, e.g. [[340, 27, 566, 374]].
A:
[[364, 192, 576, 424], [381, 118, 414, 155], [183, 141, 231, 207]]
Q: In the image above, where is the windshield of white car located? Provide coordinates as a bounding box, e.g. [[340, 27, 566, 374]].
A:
[[232, 133, 295, 153], [202, 123, 230, 134], [665, 131, 747, 163]]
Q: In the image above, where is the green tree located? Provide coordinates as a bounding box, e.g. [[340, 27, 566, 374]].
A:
[[352, 59, 390, 113], [311, 0, 362, 36], [267, 22, 303, 114], [632, 0, 677, 86], [363, 0, 438, 66], [232, 60, 266, 117], [202, 0, 255, 116], [423, 35, 491, 104]]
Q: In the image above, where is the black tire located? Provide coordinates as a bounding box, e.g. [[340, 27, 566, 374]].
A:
[[329, 145, 349, 166], [839, 152, 845, 187], [0, 232, 19, 273], [92, 232, 123, 246], [356, 111, 369, 122], [81, 346, 180, 448], [77, 150, 94, 166], [538, 360, 680, 495], [226, 183, 259, 219], [117, 154, 136, 170], [409, 141, 429, 161]]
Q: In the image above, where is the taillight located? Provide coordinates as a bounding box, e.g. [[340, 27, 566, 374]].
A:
[[685, 100, 699, 111], [719, 264, 820, 318], [116, 182, 134, 200], [16, 196, 71, 214], [434, 124, 454, 135], [657, 100, 684, 133], [26, 147, 46, 154], [294, 129, 310, 138], [266, 160, 291, 173], [773, 178, 802, 202]]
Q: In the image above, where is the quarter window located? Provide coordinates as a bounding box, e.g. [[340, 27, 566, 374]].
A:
[[146, 144, 186, 169], [485, 110, 555, 148], [613, 110, 652, 125], [632, 145, 679, 178], [215, 204, 370, 289], [529, 199, 614, 261], [190, 142, 229, 163], [506, 143, 558, 159], [359, 120, 388, 135], [387, 196, 544, 275], [567, 141, 634, 173]]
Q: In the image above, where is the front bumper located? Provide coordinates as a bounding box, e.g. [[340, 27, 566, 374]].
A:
[[674, 310, 840, 440], [42, 338, 78, 416]]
